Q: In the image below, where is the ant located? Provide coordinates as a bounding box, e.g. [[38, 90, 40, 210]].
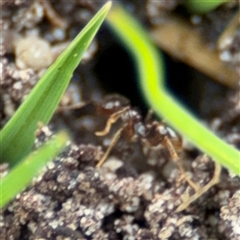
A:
[[95, 94, 182, 167], [58, 92, 183, 169], [95, 94, 208, 192], [58, 93, 221, 210]]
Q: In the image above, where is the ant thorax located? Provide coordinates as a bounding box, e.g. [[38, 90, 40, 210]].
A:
[[121, 108, 147, 142]]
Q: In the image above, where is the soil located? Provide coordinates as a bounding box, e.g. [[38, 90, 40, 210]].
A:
[[1, 1, 240, 240]]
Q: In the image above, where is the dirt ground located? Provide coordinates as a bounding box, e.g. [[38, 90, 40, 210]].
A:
[[1, 1, 240, 239]]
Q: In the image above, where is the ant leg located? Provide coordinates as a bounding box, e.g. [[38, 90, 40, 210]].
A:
[[163, 136, 179, 161], [176, 161, 200, 192], [176, 161, 221, 212], [96, 127, 124, 168], [144, 109, 154, 122], [163, 137, 200, 192], [95, 107, 129, 136]]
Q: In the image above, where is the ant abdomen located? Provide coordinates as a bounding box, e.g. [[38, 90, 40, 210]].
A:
[[144, 122, 182, 152], [145, 121, 166, 146]]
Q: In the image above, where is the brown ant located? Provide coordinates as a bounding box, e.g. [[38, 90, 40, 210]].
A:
[[95, 94, 209, 192], [58, 93, 221, 211], [58, 92, 183, 169], [95, 94, 183, 167]]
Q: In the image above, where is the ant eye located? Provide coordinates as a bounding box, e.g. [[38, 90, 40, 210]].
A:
[[97, 94, 130, 115]]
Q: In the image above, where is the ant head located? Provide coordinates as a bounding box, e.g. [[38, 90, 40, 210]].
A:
[[97, 93, 130, 115]]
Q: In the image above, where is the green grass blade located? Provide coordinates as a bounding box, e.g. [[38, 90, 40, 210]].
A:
[[107, 5, 240, 175], [0, 2, 111, 166], [0, 131, 69, 208]]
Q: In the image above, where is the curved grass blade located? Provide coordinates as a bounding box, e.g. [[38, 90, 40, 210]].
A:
[[0, 131, 69, 208], [107, 5, 240, 175], [0, 2, 111, 166]]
